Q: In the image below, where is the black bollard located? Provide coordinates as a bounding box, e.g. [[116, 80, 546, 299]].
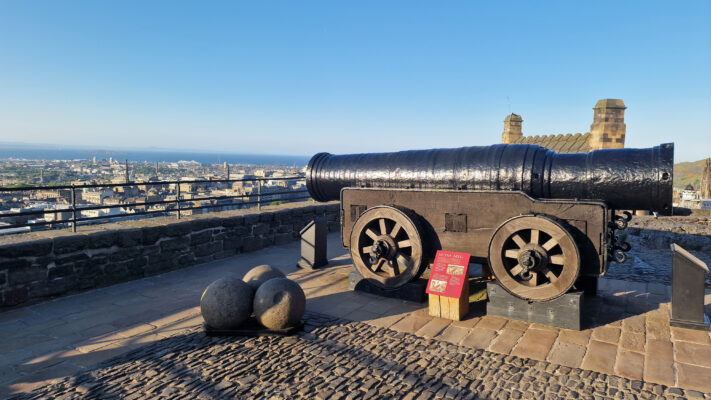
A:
[[297, 217, 328, 270], [670, 243, 710, 330]]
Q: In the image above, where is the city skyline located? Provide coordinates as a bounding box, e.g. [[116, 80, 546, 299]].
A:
[[1, 1, 709, 162]]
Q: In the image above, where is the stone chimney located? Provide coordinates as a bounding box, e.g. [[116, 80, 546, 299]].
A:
[[589, 99, 626, 150], [502, 113, 523, 144]]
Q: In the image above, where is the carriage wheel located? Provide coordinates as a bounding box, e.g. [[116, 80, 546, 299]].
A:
[[350, 206, 424, 289], [488, 215, 580, 301]]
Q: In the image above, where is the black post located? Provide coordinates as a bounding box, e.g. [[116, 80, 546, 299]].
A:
[[176, 183, 181, 220], [71, 185, 77, 232], [257, 179, 262, 211]]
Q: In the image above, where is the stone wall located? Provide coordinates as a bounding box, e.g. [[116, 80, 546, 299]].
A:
[[0, 202, 339, 308]]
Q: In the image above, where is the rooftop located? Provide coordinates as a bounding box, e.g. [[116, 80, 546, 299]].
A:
[[594, 99, 627, 109], [511, 132, 592, 153]]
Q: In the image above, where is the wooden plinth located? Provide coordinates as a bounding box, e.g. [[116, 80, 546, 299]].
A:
[[428, 280, 469, 321]]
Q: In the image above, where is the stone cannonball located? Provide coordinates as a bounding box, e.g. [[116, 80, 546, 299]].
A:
[[243, 264, 285, 292], [253, 278, 306, 330], [200, 276, 254, 330]]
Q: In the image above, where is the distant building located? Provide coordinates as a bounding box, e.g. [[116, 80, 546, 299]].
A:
[[44, 206, 72, 223], [82, 188, 115, 205], [34, 189, 71, 201], [502, 99, 627, 152], [681, 184, 697, 201], [678, 184, 705, 209], [80, 207, 120, 219], [114, 185, 140, 197]]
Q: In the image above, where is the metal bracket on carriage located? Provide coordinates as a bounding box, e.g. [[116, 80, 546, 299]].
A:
[[607, 211, 633, 263]]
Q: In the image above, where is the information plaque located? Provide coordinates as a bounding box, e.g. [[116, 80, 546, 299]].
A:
[[426, 250, 470, 298]]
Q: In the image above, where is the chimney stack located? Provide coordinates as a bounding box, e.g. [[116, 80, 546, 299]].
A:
[[502, 113, 523, 144], [589, 99, 626, 150]]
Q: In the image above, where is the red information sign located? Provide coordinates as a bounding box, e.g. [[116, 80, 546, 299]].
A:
[[426, 250, 471, 298]]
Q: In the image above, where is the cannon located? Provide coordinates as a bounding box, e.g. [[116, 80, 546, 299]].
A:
[[306, 143, 674, 301]]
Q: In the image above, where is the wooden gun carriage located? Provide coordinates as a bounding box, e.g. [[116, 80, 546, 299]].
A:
[[306, 143, 674, 301]]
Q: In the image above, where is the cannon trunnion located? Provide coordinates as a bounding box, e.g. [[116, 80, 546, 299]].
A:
[[306, 143, 674, 301]]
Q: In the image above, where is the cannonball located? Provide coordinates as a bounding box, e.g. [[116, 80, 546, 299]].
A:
[[200, 276, 254, 330], [243, 264, 285, 291], [253, 278, 306, 329]]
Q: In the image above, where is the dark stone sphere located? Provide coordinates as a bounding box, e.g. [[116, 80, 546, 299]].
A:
[[243, 264, 285, 292], [200, 276, 254, 330], [253, 278, 306, 329]]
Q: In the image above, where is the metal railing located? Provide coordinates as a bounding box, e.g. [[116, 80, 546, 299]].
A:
[[0, 175, 309, 233]]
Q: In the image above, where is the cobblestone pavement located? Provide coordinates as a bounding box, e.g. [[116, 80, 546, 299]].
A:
[[9, 311, 710, 400]]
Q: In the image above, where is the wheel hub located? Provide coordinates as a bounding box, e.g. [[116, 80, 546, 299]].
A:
[[516, 244, 549, 278], [370, 240, 391, 264], [369, 235, 398, 264]]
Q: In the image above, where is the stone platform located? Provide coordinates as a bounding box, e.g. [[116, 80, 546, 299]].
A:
[[1, 233, 710, 398]]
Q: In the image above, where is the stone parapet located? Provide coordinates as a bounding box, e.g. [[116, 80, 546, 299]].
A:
[[0, 201, 340, 308]]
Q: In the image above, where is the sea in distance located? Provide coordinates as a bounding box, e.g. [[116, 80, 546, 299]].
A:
[[0, 144, 310, 167]]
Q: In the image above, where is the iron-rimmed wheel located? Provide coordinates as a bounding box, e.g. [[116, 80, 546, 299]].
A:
[[488, 215, 580, 301], [350, 206, 424, 289]]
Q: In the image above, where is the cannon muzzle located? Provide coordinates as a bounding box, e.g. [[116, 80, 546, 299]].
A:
[[306, 143, 674, 214]]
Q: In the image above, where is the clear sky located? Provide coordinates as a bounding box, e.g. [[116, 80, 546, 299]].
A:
[[0, 1, 709, 161]]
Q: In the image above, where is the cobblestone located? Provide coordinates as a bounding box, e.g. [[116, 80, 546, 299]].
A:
[[9, 311, 705, 400]]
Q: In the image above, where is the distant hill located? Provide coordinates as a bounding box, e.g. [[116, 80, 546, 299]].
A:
[[674, 159, 708, 189]]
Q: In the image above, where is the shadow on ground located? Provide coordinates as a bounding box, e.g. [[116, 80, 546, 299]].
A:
[[8, 317, 500, 400]]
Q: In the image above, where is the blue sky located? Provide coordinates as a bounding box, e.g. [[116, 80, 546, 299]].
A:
[[0, 1, 709, 161]]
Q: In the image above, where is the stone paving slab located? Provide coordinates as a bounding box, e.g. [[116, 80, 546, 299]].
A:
[[9, 312, 710, 400], [2, 232, 711, 397], [300, 268, 711, 392]]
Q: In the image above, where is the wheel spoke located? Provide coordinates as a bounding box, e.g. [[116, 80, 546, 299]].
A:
[[389, 260, 400, 276], [525, 272, 538, 286], [549, 255, 565, 265], [398, 239, 412, 249], [541, 267, 557, 282], [512, 234, 526, 249], [395, 252, 413, 270], [365, 228, 379, 241], [509, 263, 524, 276], [530, 229, 540, 245], [504, 249, 519, 259], [542, 238, 558, 251], [390, 223, 402, 238], [379, 219, 387, 235], [361, 246, 372, 254], [371, 258, 386, 272]]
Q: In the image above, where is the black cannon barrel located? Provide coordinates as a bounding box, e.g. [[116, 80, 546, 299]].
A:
[[306, 143, 674, 214]]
